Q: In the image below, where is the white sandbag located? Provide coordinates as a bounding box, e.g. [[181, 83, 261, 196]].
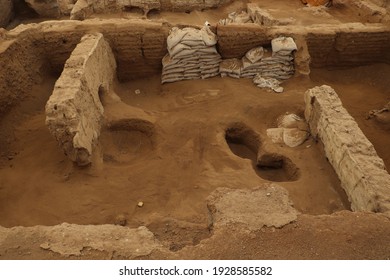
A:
[[245, 47, 264, 63], [167, 27, 187, 50], [283, 128, 308, 148], [169, 43, 192, 57], [201, 25, 217, 46], [181, 40, 206, 47], [271, 37, 297, 53], [253, 74, 283, 93], [172, 48, 198, 59], [266, 128, 284, 144], [202, 72, 219, 79], [201, 67, 220, 75], [219, 58, 242, 75]]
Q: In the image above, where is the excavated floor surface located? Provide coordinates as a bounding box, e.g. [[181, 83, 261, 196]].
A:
[[1, 0, 390, 259]]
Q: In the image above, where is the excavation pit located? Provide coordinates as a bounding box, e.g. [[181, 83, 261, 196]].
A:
[[1, 0, 390, 260]]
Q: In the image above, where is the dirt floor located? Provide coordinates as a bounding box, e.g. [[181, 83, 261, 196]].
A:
[[1, 0, 390, 260], [1, 63, 389, 256]]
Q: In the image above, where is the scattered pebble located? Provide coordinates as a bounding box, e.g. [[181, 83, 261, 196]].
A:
[[266, 192, 271, 197], [135, 89, 141, 95], [137, 201, 144, 207], [40, 242, 51, 250]]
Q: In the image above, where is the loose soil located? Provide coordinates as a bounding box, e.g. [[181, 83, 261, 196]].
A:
[[1, 63, 389, 253]]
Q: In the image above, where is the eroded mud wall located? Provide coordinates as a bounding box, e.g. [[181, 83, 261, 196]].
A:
[[305, 85, 390, 215], [39, 20, 168, 80], [217, 24, 390, 67], [217, 24, 270, 58], [306, 25, 390, 67], [0, 20, 167, 115], [0, 30, 47, 116], [46, 33, 116, 166]]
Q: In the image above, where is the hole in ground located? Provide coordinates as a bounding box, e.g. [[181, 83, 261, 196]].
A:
[[257, 153, 300, 182], [100, 120, 155, 163], [225, 122, 299, 182]]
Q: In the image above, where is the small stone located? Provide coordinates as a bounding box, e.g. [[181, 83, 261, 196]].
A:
[[135, 89, 141, 95], [40, 242, 51, 250], [137, 201, 144, 207], [266, 193, 271, 197]]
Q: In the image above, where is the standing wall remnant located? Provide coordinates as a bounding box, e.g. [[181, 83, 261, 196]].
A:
[[304, 85, 390, 215], [45, 33, 116, 166]]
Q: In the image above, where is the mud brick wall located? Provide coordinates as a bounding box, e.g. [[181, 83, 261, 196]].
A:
[[0, 30, 47, 116], [101, 21, 168, 81], [217, 24, 390, 67], [305, 85, 390, 216], [0, 20, 167, 115], [306, 25, 390, 67], [160, 0, 231, 12], [38, 20, 169, 81], [216, 24, 270, 59], [45, 33, 116, 166]]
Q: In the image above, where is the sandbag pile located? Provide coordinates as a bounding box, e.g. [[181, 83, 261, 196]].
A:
[[219, 37, 297, 90], [242, 37, 296, 80], [161, 26, 222, 84], [266, 113, 309, 148]]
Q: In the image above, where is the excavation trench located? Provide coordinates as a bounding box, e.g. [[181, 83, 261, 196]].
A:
[[1, 17, 390, 255]]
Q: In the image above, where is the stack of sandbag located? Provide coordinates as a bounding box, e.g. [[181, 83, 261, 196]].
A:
[[219, 37, 297, 82], [161, 26, 222, 84], [241, 37, 297, 80], [219, 58, 242, 78], [266, 113, 309, 148]]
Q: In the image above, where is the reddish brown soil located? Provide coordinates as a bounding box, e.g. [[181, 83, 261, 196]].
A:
[[1, 64, 389, 258]]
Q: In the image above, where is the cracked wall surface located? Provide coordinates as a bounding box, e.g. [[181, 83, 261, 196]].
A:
[[305, 85, 390, 215]]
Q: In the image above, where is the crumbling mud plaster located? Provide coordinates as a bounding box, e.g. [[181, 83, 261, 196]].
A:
[[207, 184, 299, 230], [45, 33, 116, 166], [304, 85, 390, 215], [0, 224, 162, 258]]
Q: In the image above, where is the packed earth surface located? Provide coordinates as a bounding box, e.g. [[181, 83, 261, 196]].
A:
[[0, 0, 390, 259]]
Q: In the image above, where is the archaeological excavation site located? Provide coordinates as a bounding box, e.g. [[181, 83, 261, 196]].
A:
[[0, 0, 390, 260]]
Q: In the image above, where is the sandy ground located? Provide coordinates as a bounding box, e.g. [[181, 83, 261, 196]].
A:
[[1, 64, 389, 255]]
